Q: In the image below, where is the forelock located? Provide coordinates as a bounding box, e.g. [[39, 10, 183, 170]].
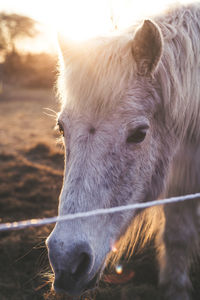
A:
[[58, 34, 136, 114]]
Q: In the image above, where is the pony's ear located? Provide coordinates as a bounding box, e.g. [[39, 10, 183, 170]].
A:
[[57, 33, 78, 64], [58, 33, 68, 57], [132, 20, 163, 76]]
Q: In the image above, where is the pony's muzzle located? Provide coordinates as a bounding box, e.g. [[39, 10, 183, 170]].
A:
[[47, 237, 94, 295]]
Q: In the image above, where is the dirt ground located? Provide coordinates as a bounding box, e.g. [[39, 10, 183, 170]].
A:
[[0, 86, 63, 300], [0, 86, 200, 300]]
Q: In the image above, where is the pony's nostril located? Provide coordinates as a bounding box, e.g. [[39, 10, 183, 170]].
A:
[[49, 241, 94, 293], [71, 252, 91, 278]]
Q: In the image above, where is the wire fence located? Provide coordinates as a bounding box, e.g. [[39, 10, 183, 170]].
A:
[[0, 192, 200, 232]]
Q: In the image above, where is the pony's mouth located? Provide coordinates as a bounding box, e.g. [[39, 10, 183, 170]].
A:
[[84, 271, 100, 290], [53, 268, 101, 297]]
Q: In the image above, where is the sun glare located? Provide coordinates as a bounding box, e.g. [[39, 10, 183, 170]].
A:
[[49, 0, 194, 42], [53, 0, 162, 42], [0, 0, 196, 51], [54, 0, 112, 41], [115, 264, 123, 274]]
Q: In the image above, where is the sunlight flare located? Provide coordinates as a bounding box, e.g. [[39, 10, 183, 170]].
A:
[[115, 264, 123, 274], [111, 244, 118, 253], [0, 0, 196, 50], [52, 0, 195, 42]]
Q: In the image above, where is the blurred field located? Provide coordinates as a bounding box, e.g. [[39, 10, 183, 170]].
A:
[[0, 86, 200, 300], [0, 86, 64, 299]]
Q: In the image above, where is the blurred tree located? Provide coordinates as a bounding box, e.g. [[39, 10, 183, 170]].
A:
[[0, 27, 6, 51], [0, 13, 38, 55]]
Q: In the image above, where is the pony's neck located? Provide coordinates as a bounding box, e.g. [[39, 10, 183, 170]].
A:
[[166, 140, 200, 197]]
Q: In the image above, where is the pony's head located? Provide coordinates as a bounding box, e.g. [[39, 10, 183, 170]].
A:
[[46, 20, 175, 296]]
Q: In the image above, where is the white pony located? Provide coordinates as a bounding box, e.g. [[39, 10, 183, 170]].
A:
[[47, 3, 200, 300]]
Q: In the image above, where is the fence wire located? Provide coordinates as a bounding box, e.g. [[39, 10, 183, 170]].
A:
[[0, 193, 200, 232]]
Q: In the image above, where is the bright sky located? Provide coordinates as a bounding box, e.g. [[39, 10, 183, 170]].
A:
[[0, 0, 196, 53]]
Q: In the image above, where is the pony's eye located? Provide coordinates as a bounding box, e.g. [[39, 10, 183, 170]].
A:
[[57, 122, 64, 136], [126, 125, 149, 144]]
